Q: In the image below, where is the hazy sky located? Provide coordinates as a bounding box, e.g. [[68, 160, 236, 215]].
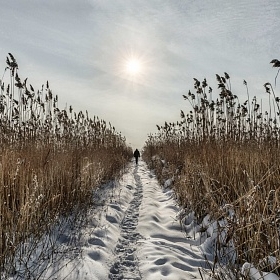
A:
[[0, 1, 280, 148]]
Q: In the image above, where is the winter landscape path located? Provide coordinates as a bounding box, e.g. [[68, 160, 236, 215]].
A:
[[44, 160, 210, 280]]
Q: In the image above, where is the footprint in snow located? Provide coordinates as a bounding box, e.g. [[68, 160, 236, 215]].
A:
[[109, 166, 143, 280]]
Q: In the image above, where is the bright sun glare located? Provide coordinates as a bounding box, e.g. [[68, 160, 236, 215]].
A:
[[125, 59, 141, 75], [119, 52, 148, 84]]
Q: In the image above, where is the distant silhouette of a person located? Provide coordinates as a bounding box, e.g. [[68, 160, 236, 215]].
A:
[[133, 149, 140, 164]]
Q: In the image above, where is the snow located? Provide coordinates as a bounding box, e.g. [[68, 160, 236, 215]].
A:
[[241, 263, 279, 280], [41, 160, 211, 279], [136, 164, 209, 279], [6, 160, 280, 279]]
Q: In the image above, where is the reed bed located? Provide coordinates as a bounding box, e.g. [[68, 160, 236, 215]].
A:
[[0, 54, 132, 275], [143, 65, 280, 277]]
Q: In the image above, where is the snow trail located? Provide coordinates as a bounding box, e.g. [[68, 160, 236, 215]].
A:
[[37, 160, 210, 279], [109, 167, 143, 279], [136, 162, 208, 279]]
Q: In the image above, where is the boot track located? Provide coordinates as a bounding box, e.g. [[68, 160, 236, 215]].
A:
[[109, 166, 143, 280]]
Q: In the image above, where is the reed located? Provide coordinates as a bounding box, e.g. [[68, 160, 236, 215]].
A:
[[0, 54, 132, 275], [143, 69, 280, 277]]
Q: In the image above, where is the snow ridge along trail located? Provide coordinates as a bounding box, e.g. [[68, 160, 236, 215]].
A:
[[42, 161, 209, 280], [109, 167, 143, 279], [136, 162, 208, 279]]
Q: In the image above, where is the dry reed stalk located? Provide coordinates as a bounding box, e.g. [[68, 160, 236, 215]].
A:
[[0, 54, 132, 275], [143, 70, 280, 277]]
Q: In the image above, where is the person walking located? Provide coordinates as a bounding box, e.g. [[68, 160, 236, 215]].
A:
[[133, 149, 140, 164]]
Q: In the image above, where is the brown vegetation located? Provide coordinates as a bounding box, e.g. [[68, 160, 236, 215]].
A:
[[143, 67, 280, 277], [0, 54, 132, 273]]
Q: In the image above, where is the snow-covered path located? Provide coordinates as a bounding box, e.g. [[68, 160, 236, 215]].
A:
[[44, 160, 209, 280], [109, 167, 143, 279], [136, 163, 208, 279]]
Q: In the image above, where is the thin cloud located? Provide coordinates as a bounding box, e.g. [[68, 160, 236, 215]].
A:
[[0, 0, 279, 148]]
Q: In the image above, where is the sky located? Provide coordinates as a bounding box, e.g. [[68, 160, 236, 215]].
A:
[[0, 0, 280, 149]]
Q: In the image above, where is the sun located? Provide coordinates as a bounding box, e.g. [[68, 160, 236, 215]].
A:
[[118, 51, 149, 84], [125, 58, 141, 75]]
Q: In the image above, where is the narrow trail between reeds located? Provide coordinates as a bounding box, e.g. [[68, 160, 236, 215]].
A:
[[42, 160, 209, 280], [108, 166, 143, 279]]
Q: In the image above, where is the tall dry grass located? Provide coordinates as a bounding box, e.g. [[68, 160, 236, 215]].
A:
[[0, 54, 132, 276], [143, 66, 280, 277]]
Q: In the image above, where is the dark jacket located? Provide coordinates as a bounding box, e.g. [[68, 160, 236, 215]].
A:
[[133, 149, 140, 158]]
